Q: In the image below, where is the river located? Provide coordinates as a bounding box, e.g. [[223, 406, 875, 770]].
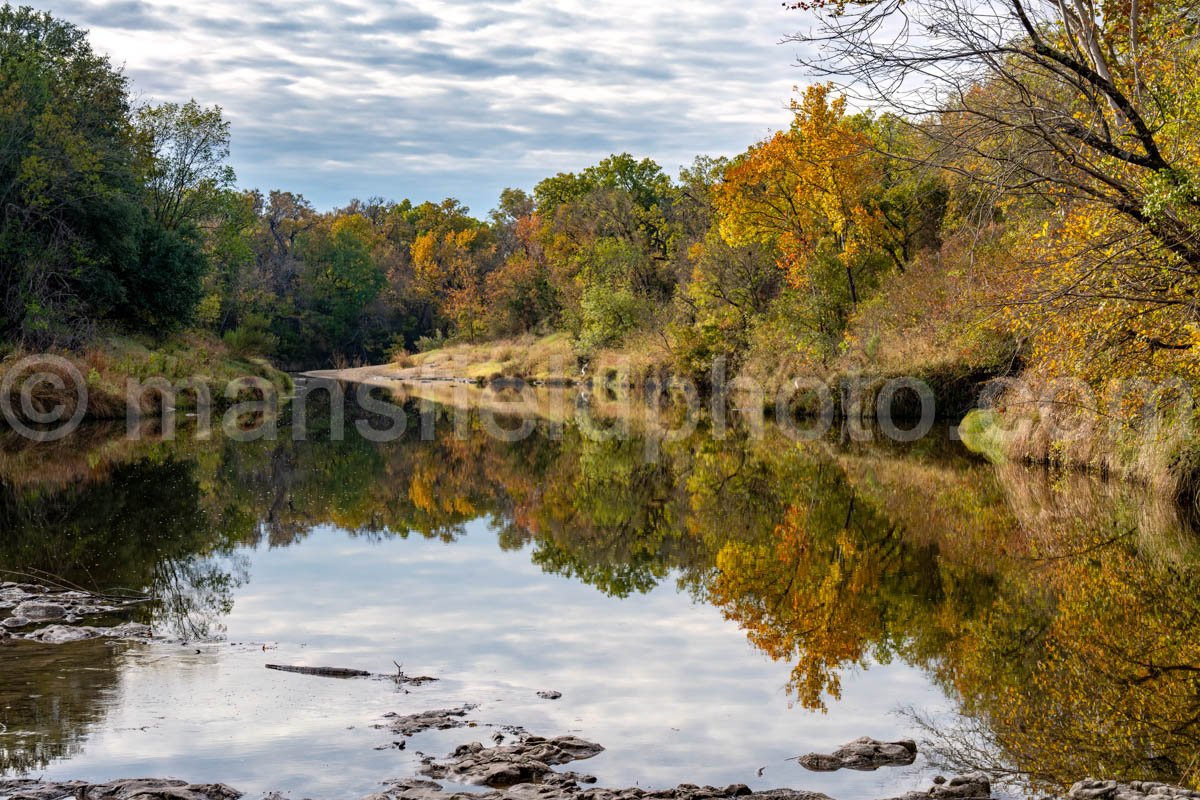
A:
[[1, 387, 1197, 798]]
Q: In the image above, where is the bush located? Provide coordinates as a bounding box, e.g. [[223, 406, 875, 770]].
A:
[[416, 330, 448, 353], [223, 315, 278, 358]]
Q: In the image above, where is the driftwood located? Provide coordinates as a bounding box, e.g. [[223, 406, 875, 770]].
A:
[[265, 664, 371, 678]]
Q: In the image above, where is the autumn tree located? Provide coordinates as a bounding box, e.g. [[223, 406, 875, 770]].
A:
[[788, 0, 1200, 376], [411, 227, 492, 342], [485, 213, 559, 336], [715, 85, 891, 358]]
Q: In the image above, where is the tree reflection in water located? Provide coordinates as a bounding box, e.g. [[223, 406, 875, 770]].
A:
[[0, 395, 1196, 791]]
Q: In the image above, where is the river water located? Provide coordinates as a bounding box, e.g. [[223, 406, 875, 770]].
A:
[[1, 389, 1197, 798]]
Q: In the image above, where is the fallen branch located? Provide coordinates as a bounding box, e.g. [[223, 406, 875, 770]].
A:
[[265, 664, 371, 678]]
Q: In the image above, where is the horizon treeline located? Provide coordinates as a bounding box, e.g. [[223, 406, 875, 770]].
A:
[[3, 0, 1198, 402]]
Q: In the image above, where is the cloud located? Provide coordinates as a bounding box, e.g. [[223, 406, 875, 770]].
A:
[[33, 0, 814, 213]]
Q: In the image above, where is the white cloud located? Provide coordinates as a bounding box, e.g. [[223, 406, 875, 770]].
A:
[[34, 0, 815, 213]]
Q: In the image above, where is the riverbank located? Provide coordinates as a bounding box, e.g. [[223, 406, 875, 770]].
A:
[[315, 333, 1003, 422], [338, 334, 1200, 500], [0, 332, 292, 425]]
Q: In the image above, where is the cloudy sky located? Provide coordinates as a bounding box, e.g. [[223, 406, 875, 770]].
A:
[[34, 1, 814, 214]]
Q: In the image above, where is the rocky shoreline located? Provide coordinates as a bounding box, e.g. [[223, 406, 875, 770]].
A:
[[3, 774, 1198, 800], [3, 716, 1198, 800], [2, 585, 1197, 800]]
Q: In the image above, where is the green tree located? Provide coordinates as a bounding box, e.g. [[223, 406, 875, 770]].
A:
[[134, 100, 236, 231], [0, 4, 141, 342]]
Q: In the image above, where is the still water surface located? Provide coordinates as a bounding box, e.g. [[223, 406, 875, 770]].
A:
[[1, 394, 1197, 798]]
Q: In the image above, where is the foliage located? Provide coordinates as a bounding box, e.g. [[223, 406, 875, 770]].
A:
[[134, 100, 236, 231]]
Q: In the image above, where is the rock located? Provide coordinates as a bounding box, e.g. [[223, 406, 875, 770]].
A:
[[399, 675, 439, 687], [0, 582, 147, 643], [1069, 781, 1200, 800], [796, 737, 917, 772], [421, 735, 605, 788], [930, 774, 992, 799], [12, 601, 67, 621], [884, 774, 992, 800], [376, 778, 831, 800], [0, 778, 241, 800], [538, 691, 563, 700], [21, 621, 151, 644], [382, 706, 478, 736]]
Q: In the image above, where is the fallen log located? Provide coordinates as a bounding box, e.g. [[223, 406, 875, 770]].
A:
[[265, 664, 371, 678]]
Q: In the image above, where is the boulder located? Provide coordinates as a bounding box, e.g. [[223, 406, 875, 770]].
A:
[[1069, 780, 1200, 800], [886, 774, 992, 800], [796, 737, 917, 772], [0, 779, 241, 800], [421, 735, 605, 788], [381, 706, 478, 737]]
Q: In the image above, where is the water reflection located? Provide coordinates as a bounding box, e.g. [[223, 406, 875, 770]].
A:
[[0, 640, 123, 773], [0, 392, 1197, 794]]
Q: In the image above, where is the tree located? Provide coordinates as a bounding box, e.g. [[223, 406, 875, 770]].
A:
[[134, 100, 236, 231], [787, 0, 1200, 372], [410, 226, 490, 341], [715, 85, 890, 358], [295, 214, 386, 360], [671, 231, 781, 378], [0, 3, 141, 342], [197, 189, 260, 331], [485, 214, 558, 336], [116, 220, 206, 330]]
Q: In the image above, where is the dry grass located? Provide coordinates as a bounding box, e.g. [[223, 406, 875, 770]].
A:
[[586, 330, 674, 388], [403, 333, 581, 384], [962, 377, 1200, 499], [401, 331, 681, 390]]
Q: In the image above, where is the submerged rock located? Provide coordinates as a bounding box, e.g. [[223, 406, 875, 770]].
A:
[[381, 706, 479, 737], [21, 622, 151, 644], [420, 735, 605, 788], [12, 601, 67, 621], [0, 778, 241, 800], [0, 581, 148, 643], [796, 738, 917, 772]]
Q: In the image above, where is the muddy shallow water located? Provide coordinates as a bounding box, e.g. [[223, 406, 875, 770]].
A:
[[1, 396, 1198, 798]]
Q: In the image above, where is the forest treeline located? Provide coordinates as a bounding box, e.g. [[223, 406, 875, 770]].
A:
[[3, 0, 1199, 479]]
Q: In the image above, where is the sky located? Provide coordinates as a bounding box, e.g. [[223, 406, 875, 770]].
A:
[[32, 1, 814, 215]]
